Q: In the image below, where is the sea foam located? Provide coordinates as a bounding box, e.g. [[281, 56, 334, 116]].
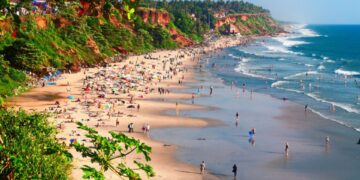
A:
[[335, 69, 360, 76]]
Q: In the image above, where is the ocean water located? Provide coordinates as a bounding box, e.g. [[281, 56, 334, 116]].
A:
[[210, 24, 360, 132]]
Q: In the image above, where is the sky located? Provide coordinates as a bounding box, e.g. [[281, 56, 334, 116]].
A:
[[245, 0, 360, 24]]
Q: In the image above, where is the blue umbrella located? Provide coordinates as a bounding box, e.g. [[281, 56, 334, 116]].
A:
[[67, 95, 74, 100]]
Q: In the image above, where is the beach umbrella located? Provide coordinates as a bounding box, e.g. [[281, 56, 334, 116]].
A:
[[67, 95, 74, 100]]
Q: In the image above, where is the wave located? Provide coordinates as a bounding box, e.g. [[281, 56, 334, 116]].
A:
[[305, 64, 314, 67], [317, 64, 325, 70], [265, 45, 302, 55], [234, 63, 275, 80], [325, 59, 335, 63], [284, 71, 319, 80], [241, 58, 251, 62], [275, 86, 304, 94], [228, 53, 241, 59], [273, 36, 308, 47], [307, 93, 360, 114], [335, 69, 360, 76], [297, 26, 321, 37], [271, 81, 289, 88], [308, 107, 360, 132]]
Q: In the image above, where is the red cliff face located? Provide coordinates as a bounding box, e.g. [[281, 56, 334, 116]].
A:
[[136, 8, 194, 47], [215, 13, 278, 35], [136, 8, 170, 27], [169, 28, 194, 47]]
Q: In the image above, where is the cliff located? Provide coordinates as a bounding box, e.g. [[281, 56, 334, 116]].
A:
[[215, 13, 281, 35], [136, 7, 194, 47], [136, 7, 171, 27]]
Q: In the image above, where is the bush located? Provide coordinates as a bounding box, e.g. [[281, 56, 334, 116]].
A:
[[0, 109, 72, 179]]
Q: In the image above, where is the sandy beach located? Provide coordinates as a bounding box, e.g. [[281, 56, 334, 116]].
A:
[[6, 35, 250, 179]]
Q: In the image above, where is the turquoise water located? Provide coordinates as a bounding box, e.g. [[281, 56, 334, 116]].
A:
[[210, 24, 360, 131]]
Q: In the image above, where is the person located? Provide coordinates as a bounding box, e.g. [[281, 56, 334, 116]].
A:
[[304, 104, 308, 112], [146, 124, 150, 133], [200, 161, 206, 174], [191, 93, 195, 104], [175, 102, 179, 116], [251, 128, 256, 135], [128, 123, 134, 133], [232, 164, 237, 177], [210, 86, 213, 96], [236, 112, 239, 120], [116, 118, 119, 127], [325, 136, 330, 145], [137, 104, 140, 112], [285, 142, 289, 155], [357, 138, 360, 145]]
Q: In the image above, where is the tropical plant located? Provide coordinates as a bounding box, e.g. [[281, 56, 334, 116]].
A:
[[72, 122, 155, 180], [0, 109, 72, 179]]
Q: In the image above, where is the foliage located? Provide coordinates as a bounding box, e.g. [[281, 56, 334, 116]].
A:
[[0, 56, 26, 100], [72, 122, 155, 180], [149, 24, 177, 49], [0, 109, 72, 179]]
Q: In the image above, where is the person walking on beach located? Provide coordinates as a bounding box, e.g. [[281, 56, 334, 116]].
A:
[[285, 142, 289, 156], [232, 164, 237, 177], [175, 102, 179, 116], [304, 104, 308, 112], [200, 161, 206, 174], [116, 118, 119, 127], [325, 136, 330, 145], [191, 93, 195, 104], [210, 86, 213, 96], [128, 123, 134, 133], [235, 113, 239, 127]]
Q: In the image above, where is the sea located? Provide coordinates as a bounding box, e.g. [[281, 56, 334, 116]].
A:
[[216, 24, 360, 132]]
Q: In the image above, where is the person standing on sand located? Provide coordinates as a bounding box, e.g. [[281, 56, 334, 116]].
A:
[[200, 161, 206, 174], [232, 164, 237, 177]]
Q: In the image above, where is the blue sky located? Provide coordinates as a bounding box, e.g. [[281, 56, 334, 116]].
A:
[[245, 0, 360, 24]]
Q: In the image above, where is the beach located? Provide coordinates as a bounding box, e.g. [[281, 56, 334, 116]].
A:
[[7, 31, 360, 180], [7, 35, 249, 179]]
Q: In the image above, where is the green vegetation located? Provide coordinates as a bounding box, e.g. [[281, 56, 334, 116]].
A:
[[236, 15, 278, 35], [0, 109, 72, 179], [72, 122, 155, 179]]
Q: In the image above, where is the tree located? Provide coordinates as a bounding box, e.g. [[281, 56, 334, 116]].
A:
[[72, 122, 155, 180], [0, 109, 72, 179], [3, 39, 48, 73]]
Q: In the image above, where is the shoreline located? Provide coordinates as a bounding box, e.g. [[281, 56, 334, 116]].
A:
[[7, 35, 251, 179], [149, 43, 360, 179]]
